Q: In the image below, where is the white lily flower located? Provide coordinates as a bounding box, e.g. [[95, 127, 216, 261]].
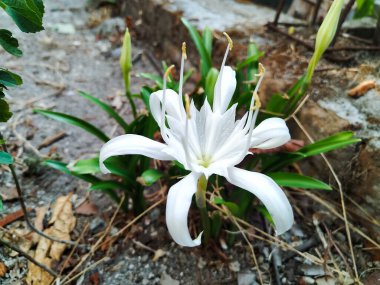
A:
[[99, 39, 293, 247]]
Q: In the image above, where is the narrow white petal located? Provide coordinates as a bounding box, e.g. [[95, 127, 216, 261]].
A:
[[166, 172, 203, 247], [225, 167, 294, 235], [213, 66, 236, 114], [99, 134, 173, 173], [250, 118, 291, 149], [149, 89, 184, 126]]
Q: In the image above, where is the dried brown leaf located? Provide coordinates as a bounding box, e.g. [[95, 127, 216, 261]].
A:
[[26, 194, 76, 285], [75, 200, 98, 216], [348, 80, 376, 98], [0, 262, 8, 278]]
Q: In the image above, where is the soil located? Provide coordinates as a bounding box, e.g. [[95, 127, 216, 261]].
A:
[[0, 0, 379, 284]]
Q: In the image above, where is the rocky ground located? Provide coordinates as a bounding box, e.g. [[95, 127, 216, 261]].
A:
[[1, 0, 380, 284]]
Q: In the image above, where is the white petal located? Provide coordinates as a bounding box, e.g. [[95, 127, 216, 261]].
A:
[[225, 167, 294, 235], [250, 118, 291, 149], [99, 134, 173, 173], [213, 66, 236, 114], [166, 172, 203, 247], [149, 89, 184, 126]]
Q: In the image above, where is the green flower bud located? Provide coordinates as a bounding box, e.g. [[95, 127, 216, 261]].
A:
[[306, 0, 345, 82], [120, 28, 132, 92]]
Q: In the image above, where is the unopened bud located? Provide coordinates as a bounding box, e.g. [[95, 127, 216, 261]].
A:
[[120, 29, 132, 92]]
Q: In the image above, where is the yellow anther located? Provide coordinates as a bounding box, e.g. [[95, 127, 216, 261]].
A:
[[164, 64, 175, 81], [182, 42, 187, 60], [185, 94, 191, 119], [223, 32, 233, 51], [254, 63, 265, 77], [251, 91, 262, 110], [259, 63, 265, 76]]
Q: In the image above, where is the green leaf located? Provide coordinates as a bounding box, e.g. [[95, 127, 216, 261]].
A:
[[34, 109, 110, 142], [247, 42, 260, 81], [0, 197, 3, 211], [140, 86, 152, 110], [262, 131, 361, 172], [0, 0, 44, 33], [0, 68, 23, 87], [205, 67, 218, 105], [181, 18, 212, 82], [0, 29, 22, 56], [139, 73, 163, 89], [202, 27, 213, 56], [44, 160, 100, 184], [236, 51, 265, 71], [78, 91, 129, 132], [89, 181, 123, 203], [267, 172, 332, 190], [299, 131, 361, 157], [0, 151, 13, 164], [354, 0, 375, 18], [213, 197, 240, 216], [0, 99, 12, 122], [68, 157, 100, 174], [139, 169, 164, 186], [257, 205, 274, 225]]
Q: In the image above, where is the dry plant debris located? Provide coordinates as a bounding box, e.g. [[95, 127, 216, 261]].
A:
[[25, 194, 76, 285], [347, 80, 376, 98]]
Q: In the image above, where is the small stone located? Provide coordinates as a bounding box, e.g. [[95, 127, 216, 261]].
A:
[[229, 261, 240, 272], [300, 264, 325, 276], [237, 271, 256, 285], [197, 257, 207, 269], [142, 278, 149, 285], [301, 276, 315, 284], [160, 272, 179, 285], [315, 276, 336, 285], [148, 273, 155, 279], [128, 264, 135, 270]]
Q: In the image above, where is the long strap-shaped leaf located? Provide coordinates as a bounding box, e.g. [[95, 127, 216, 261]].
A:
[[267, 172, 332, 190], [35, 109, 109, 142], [182, 18, 212, 80], [78, 91, 129, 132], [262, 131, 361, 172]]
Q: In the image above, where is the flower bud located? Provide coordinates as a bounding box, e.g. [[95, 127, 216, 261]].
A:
[[306, 0, 345, 82], [120, 28, 132, 92]]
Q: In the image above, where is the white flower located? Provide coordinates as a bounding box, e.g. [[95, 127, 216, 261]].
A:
[[99, 40, 293, 247]]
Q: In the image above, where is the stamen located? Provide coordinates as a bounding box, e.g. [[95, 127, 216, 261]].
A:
[[185, 94, 191, 119], [223, 32, 233, 51], [244, 62, 265, 131], [244, 63, 265, 151], [179, 42, 187, 113], [161, 65, 175, 140], [183, 94, 192, 168], [182, 42, 187, 60], [213, 32, 233, 111]]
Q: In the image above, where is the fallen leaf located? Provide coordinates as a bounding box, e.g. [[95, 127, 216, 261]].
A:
[[348, 80, 376, 98], [26, 194, 76, 285], [75, 200, 98, 216], [111, 95, 124, 110], [0, 262, 7, 278], [0, 209, 28, 228]]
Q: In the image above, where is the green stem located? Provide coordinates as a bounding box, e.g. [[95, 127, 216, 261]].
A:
[[196, 174, 210, 244], [126, 91, 137, 119]]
